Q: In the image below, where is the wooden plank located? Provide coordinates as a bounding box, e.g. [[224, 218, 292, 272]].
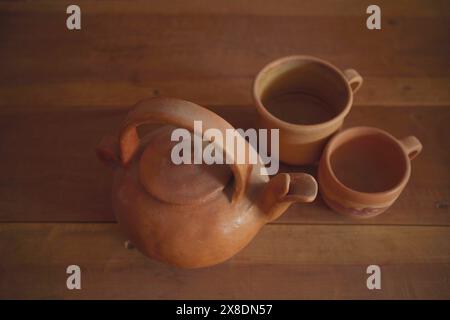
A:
[[1, 0, 448, 17], [0, 0, 448, 302], [0, 105, 448, 225], [0, 3, 448, 109], [0, 77, 449, 111], [0, 223, 449, 299], [283, 105, 450, 226]]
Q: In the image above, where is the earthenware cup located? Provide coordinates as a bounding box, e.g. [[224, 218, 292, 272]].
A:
[[253, 55, 363, 165], [318, 126, 422, 218]]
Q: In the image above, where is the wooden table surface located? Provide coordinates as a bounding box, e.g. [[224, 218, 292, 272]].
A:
[[0, 0, 449, 299]]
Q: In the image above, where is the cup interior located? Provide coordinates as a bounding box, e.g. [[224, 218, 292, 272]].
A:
[[329, 131, 408, 193], [255, 58, 350, 125]]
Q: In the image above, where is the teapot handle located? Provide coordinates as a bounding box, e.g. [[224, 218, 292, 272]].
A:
[[119, 97, 252, 203]]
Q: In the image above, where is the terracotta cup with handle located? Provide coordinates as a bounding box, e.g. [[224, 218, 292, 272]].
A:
[[318, 126, 423, 218], [253, 55, 363, 165]]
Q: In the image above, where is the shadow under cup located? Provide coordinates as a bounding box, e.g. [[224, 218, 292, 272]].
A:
[[254, 56, 361, 165]]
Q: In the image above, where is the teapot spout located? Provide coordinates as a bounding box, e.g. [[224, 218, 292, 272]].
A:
[[259, 173, 317, 222]]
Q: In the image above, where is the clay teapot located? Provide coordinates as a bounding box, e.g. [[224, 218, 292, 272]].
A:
[[97, 97, 317, 268]]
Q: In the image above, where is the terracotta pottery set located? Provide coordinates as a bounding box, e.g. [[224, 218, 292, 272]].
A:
[[97, 97, 317, 268], [97, 55, 422, 268], [254, 55, 421, 218]]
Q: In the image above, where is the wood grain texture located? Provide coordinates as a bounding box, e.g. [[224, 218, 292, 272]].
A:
[[0, 223, 449, 299], [0, 0, 449, 299], [1, 0, 449, 16], [0, 1, 449, 109], [0, 106, 448, 225]]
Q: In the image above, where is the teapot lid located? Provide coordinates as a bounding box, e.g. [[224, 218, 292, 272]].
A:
[[139, 126, 232, 205]]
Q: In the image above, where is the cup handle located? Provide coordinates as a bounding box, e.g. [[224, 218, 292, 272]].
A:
[[343, 69, 363, 93], [399, 136, 423, 160]]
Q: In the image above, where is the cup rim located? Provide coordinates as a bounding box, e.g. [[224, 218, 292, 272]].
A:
[[321, 126, 411, 199], [253, 55, 353, 132]]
